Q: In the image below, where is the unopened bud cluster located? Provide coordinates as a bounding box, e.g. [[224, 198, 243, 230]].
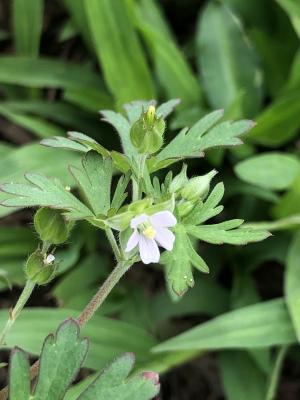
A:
[[130, 105, 165, 154]]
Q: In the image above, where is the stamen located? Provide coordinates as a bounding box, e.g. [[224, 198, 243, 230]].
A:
[[143, 226, 156, 239]]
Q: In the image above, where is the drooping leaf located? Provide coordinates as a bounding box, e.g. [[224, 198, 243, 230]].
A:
[[0, 57, 110, 106], [0, 173, 93, 220], [135, 0, 201, 107], [275, 0, 300, 38], [234, 152, 300, 190], [285, 229, 300, 342], [218, 351, 266, 400], [78, 353, 159, 400], [0, 308, 156, 371], [70, 151, 112, 216], [196, 1, 263, 116], [84, 0, 155, 105], [153, 299, 296, 352], [12, 0, 44, 57]]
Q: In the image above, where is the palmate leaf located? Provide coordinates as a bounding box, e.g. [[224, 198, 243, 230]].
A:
[[153, 109, 255, 169], [162, 182, 270, 296], [78, 353, 159, 400], [69, 151, 112, 216], [0, 173, 93, 220], [9, 320, 159, 400], [160, 224, 209, 296], [10, 319, 89, 400]]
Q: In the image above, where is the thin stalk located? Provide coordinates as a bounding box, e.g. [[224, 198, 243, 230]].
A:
[[0, 279, 35, 347], [265, 345, 289, 400], [105, 227, 122, 261], [76, 260, 132, 327]]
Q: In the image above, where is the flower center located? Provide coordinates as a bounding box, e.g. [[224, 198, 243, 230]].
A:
[[142, 226, 156, 239]]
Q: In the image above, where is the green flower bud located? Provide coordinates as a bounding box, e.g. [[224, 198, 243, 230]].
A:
[[34, 208, 72, 245], [25, 249, 57, 285], [130, 105, 165, 154], [169, 164, 188, 193], [181, 170, 217, 201]]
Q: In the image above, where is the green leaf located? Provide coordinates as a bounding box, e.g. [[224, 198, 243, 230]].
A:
[[153, 299, 296, 352], [285, 230, 300, 342], [243, 215, 300, 232], [78, 353, 159, 400], [12, 0, 44, 57], [218, 351, 266, 400], [1, 173, 93, 220], [247, 89, 300, 147], [272, 173, 300, 218], [187, 221, 270, 245], [0, 143, 81, 218], [10, 348, 31, 400], [0, 57, 110, 103], [183, 182, 224, 225], [234, 152, 300, 190], [84, 0, 155, 105], [160, 224, 208, 297], [0, 104, 65, 138], [275, 0, 300, 38], [155, 110, 254, 165], [62, 0, 94, 51], [0, 308, 156, 371], [70, 151, 112, 216], [9, 320, 89, 400], [101, 109, 137, 157], [196, 1, 263, 116], [33, 319, 88, 400], [135, 0, 201, 107]]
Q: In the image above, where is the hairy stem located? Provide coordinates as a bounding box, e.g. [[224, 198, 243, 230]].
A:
[[76, 260, 132, 326], [0, 279, 35, 348], [105, 227, 122, 261]]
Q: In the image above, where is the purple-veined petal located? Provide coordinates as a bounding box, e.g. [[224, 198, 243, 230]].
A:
[[155, 227, 175, 251], [130, 213, 149, 229], [125, 229, 140, 252], [138, 235, 160, 264], [150, 211, 177, 228]]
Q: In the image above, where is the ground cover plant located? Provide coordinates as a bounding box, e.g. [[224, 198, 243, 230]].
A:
[[0, 0, 300, 399]]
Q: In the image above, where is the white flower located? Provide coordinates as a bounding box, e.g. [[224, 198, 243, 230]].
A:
[[125, 211, 177, 264], [45, 254, 55, 265]]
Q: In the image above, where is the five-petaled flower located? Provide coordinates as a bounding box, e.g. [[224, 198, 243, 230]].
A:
[[125, 211, 177, 264]]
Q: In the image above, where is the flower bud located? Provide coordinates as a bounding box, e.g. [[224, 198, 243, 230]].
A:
[[34, 208, 72, 245], [130, 105, 165, 154], [180, 170, 217, 201], [24, 249, 57, 285], [169, 164, 188, 193]]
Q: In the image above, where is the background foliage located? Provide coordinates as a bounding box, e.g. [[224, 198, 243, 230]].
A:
[[0, 0, 300, 398]]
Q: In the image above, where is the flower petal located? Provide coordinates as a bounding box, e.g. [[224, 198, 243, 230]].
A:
[[130, 213, 149, 229], [150, 211, 177, 228], [125, 229, 140, 252], [155, 227, 175, 251], [138, 236, 160, 264]]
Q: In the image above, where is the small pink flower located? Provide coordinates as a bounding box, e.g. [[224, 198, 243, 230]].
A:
[[125, 211, 177, 264]]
